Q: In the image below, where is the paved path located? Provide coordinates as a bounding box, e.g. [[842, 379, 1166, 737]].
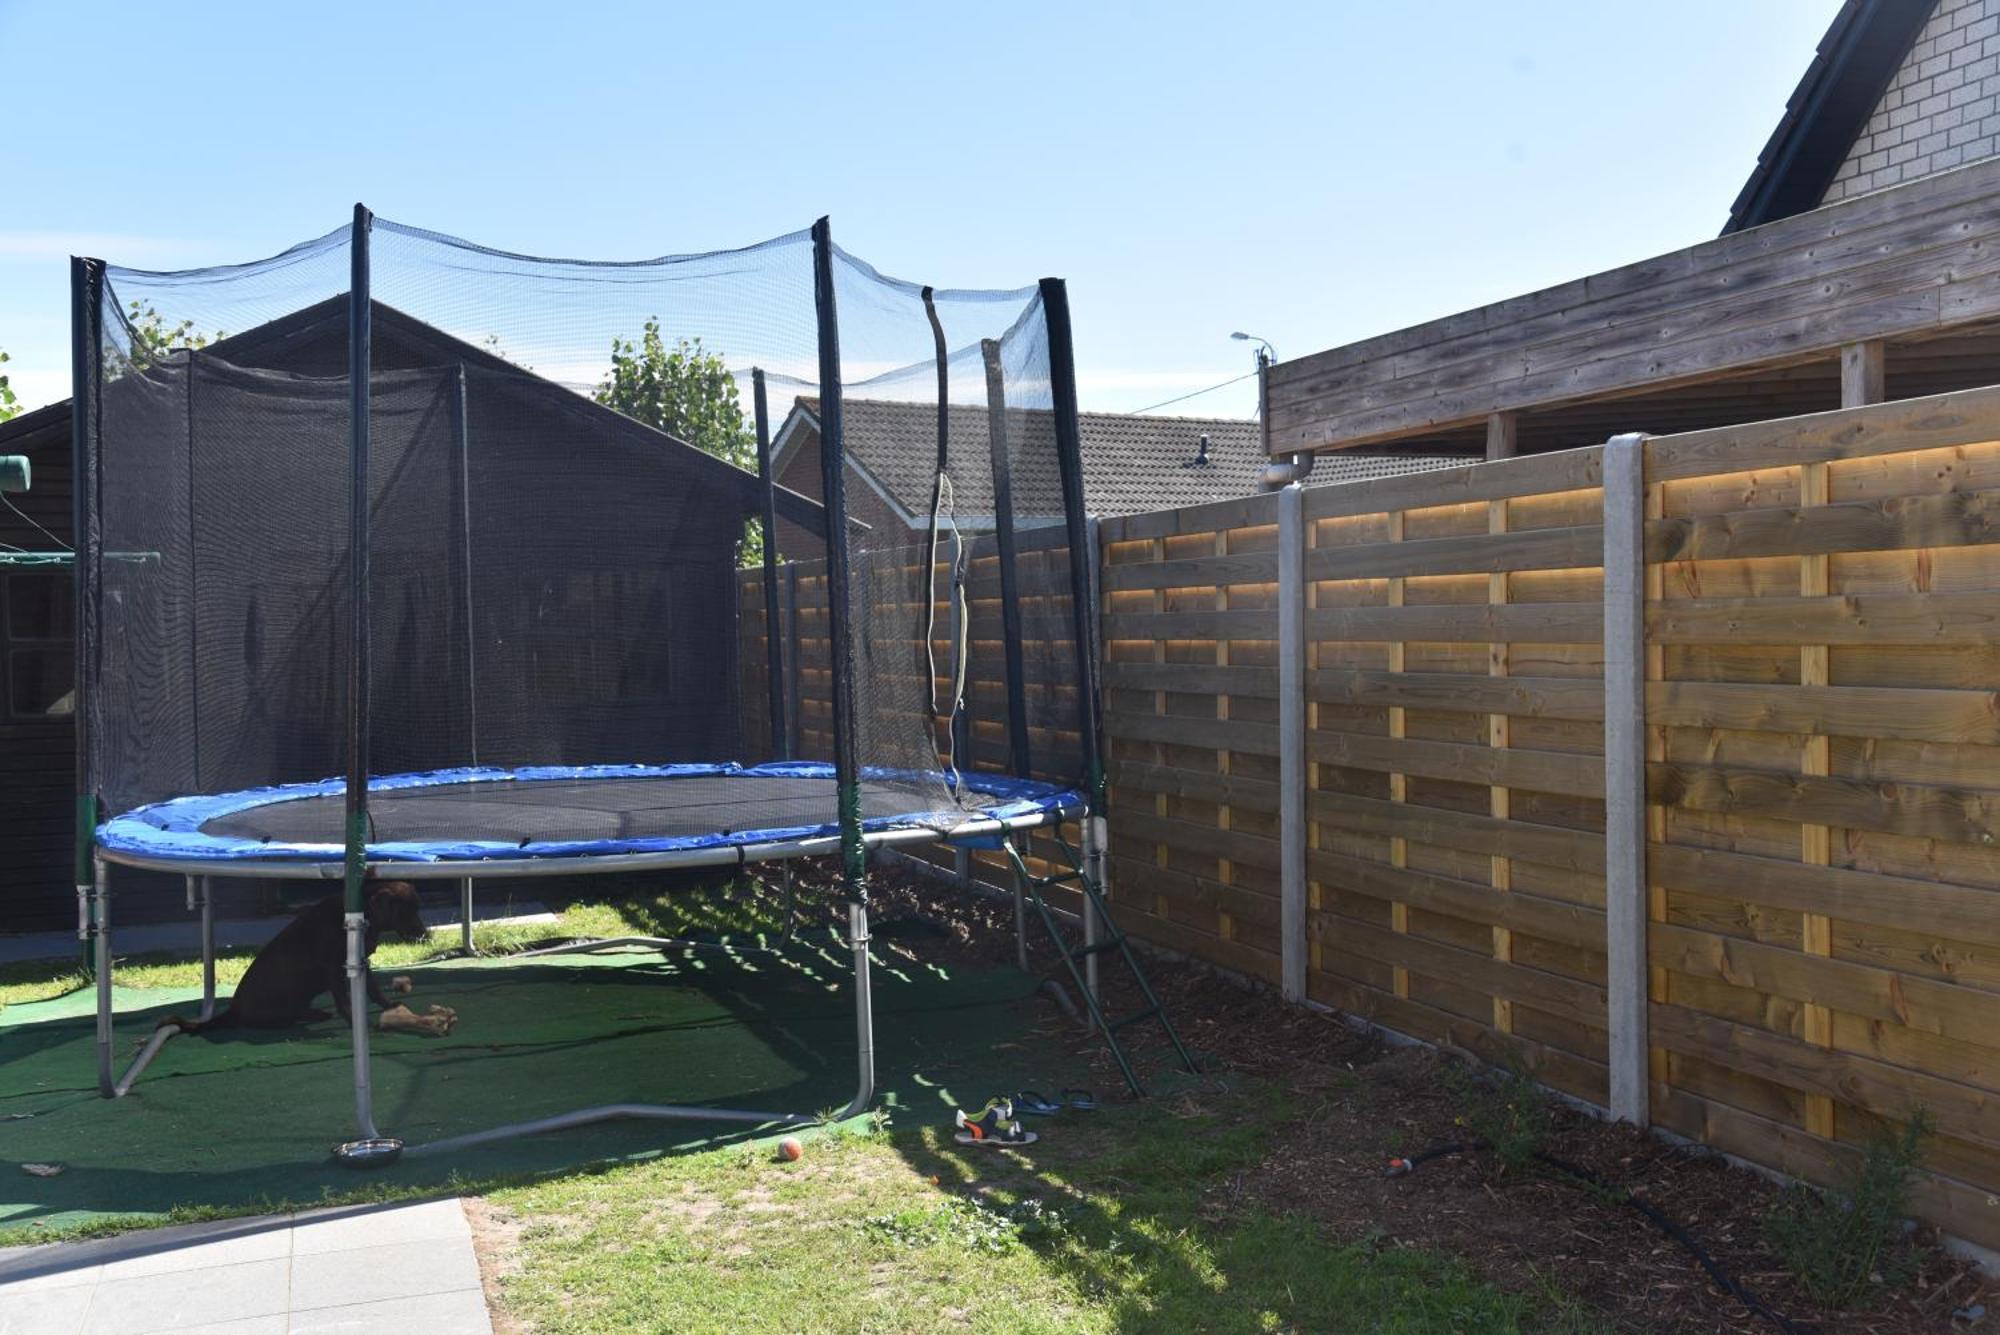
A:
[[0, 1198, 493, 1335]]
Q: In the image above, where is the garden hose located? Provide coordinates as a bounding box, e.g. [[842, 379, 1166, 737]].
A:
[[1384, 1140, 1799, 1333]]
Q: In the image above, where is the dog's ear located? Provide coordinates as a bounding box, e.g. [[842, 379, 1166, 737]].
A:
[[365, 880, 419, 922]]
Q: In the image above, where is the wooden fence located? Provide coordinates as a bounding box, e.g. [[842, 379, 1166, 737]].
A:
[[1099, 384, 2000, 1254], [737, 522, 1089, 906]]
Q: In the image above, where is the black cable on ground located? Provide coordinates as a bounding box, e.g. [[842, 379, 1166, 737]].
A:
[[1383, 1140, 1799, 1334]]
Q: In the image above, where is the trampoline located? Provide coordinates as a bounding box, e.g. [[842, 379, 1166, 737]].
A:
[[98, 763, 1082, 874], [69, 207, 1115, 1164]]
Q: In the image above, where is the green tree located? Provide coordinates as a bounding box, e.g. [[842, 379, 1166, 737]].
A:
[[595, 321, 763, 565], [115, 300, 222, 376], [0, 350, 17, 423]]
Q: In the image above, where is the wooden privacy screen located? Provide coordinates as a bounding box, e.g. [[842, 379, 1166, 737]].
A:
[[1098, 383, 2000, 1252]]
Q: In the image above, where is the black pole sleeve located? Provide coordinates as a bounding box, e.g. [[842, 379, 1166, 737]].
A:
[[1038, 278, 1104, 811], [753, 367, 787, 759], [344, 204, 373, 912], [982, 338, 1031, 780], [812, 219, 865, 888], [453, 362, 479, 766], [70, 256, 104, 887]]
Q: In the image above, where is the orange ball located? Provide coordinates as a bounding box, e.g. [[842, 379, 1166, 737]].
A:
[[777, 1136, 804, 1162]]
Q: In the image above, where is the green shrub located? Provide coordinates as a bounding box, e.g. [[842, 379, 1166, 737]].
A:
[[1766, 1111, 1933, 1308], [1446, 1058, 1553, 1175]]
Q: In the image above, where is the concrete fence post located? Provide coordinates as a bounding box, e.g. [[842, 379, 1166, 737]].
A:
[[1602, 433, 1650, 1126], [1278, 483, 1308, 1003]]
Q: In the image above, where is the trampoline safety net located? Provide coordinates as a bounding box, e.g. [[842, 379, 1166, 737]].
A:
[[76, 213, 1097, 868]]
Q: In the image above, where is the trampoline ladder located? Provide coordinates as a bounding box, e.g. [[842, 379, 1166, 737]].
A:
[[1003, 834, 1197, 1099]]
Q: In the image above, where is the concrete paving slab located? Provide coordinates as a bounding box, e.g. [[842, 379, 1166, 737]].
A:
[[0, 1199, 492, 1335], [82, 1257, 291, 1335], [98, 1226, 291, 1280], [287, 1289, 492, 1335], [287, 1236, 481, 1313], [0, 1282, 93, 1335], [163, 1319, 287, 1335], [288, 1198, 468, 1255]]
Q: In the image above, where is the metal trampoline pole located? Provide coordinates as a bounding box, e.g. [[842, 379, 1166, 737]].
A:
[[198, 876, 216, 1022], [840, 899, 877, 1118], [459, 877, 474, 954], [93, 858, 112, 1098], [343, 202, 382, 1148], [1007, 835, 1028, 972]]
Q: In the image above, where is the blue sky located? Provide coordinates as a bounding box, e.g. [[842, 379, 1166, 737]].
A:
[[0, 0, 1841, 418]]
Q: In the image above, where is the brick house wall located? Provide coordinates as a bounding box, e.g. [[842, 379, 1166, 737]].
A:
[[1821, 0, 2000, 202], [771, 425, 919, 562]]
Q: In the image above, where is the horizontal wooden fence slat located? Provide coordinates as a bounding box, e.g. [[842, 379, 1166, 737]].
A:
[[1651, 921, 2000, 1041], [1309, 788, 1605, 871], [1103, 661, 1280, 696], [1308, 729, 1606, 797], [1100, 550, 1275, 591], [1305, 602, 1603, 644], [1110, 760, 1282, 813], [1317, 917, 1608, 1021], [1650, 1004, 2000, 1155], [1309, 847, 1606, 949], [1648, 843, 2000, 947], [1647, 486, 2000, 563], [1649, 760, 2000, 845], [1649, 680, 2000, 743], [1647, 592, 2000, 645], [1305, 523, 1604, 580], [1311, 668, 1606, 720]]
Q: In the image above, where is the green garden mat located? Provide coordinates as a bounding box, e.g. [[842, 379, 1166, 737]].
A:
[[0, 933, 1067, 1232]]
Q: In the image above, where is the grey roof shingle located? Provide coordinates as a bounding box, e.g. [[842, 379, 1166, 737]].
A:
[[784, 397, 1470, 523]]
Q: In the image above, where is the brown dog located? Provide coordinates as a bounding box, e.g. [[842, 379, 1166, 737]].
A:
[[162, 881, 456, 1038]]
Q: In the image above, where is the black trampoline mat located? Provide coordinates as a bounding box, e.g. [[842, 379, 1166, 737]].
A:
[[200, 775, 960, 846]]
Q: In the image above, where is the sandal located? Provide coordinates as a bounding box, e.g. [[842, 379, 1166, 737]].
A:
[[1014, 1090, 1062, 1116], [1060, 1087, 1097, 1111], [953, 1097, 1039, 1146]]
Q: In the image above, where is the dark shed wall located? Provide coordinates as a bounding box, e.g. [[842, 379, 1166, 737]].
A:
[[1, 411, 81, 930]]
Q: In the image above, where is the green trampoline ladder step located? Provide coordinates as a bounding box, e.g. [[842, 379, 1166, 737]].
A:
[[1004, 833, 1198, 1100]]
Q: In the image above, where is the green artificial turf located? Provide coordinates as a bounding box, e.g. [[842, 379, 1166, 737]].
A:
[[0, 927, 1093, 1238]]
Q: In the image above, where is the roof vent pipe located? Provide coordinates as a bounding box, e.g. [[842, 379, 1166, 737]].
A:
[[1249, 347, 1317, 489]]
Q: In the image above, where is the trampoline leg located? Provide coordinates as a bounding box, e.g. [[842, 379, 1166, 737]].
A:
[[94, 859, 113, 1099], [778, 863, 797, 944], [459, 877, 475, 955], [1007, 835, 1028, 973], [1081, 819, 1107, 1004], [345, 913, 381, 1140], [839, 899, 876, 1119], [198, 876, 216, 1023]]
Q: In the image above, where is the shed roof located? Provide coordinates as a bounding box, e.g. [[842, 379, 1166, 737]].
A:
[[775, 397, 1469, 525]]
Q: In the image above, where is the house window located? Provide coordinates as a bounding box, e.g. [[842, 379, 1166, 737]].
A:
[[3, 571, 74, 722]]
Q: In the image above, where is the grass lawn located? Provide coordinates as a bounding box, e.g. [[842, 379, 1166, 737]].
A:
[[478, 1093, 1591, 1334]]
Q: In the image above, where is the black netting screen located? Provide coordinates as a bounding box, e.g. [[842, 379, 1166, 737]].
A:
[[81, 214, 1092, 851]]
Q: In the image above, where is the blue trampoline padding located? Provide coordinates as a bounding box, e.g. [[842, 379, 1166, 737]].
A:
[[97, 761, 1084, 866]]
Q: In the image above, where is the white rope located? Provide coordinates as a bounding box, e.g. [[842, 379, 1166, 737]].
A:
[[925, 472, 971, 787]]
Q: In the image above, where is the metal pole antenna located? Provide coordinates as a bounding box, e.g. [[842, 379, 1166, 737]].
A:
[[343, 203, 381, 1146], [813, 217, 876, 1119], [753, 368, 787, 759]]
